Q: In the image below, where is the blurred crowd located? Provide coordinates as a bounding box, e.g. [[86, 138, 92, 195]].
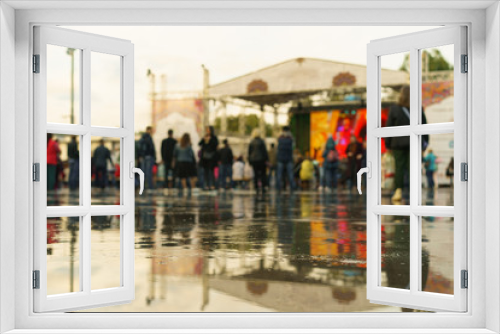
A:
[[134, 124, 369, 196], [45, 87, 453, 198]]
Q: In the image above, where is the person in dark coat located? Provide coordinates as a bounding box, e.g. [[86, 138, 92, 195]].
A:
[[138, 126, 157, 191], [218, 139, 234, 190], [346, 135, 363, 191], [93, 139, 113, 190], [276, 126, 296, 192], [385, 85, 429, 202], [67, 135, 79, 191], [161, 129, 177, 191], [322, 136, 339, 191], [248, 129, 269, 194], [267, 143, 277, 187], [198, 126, 219, 190]]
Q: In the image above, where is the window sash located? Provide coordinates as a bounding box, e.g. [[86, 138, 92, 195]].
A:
[[32, 25, 135, 313], [366, 26, 467, 312]]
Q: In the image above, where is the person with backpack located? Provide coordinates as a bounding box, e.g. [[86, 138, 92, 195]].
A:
[[322, 136, 339, 192]]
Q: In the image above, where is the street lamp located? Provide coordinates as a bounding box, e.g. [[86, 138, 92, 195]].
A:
[[67, 48, 75, 124]]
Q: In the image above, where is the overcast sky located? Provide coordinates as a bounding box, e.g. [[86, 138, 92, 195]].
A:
[[51, 26, 450, 129]]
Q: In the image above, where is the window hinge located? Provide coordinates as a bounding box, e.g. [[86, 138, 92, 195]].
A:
[[33, 270, 40, 289], [461, 54, 468, 73], [461, 162, 468, 181], [33, 54, 40, 73], [461, 270, 468, 289], [33, 163, 40, 182]]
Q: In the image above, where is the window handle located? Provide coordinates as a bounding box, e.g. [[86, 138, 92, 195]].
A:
[[357, 162, 372, 195], [129, 161, 144, 195]]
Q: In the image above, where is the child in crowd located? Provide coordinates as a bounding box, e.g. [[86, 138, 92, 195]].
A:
[[232, 156, 245, 189], [300, 152, 314, 190]]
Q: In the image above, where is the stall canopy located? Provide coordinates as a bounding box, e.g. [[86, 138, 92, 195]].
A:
[[208, 57, 408, 106]]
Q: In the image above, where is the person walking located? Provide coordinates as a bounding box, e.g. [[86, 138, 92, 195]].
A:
[[93, 139, 112, 191], [47, 134, 60, 191], [276, 126, 296, 192], [161, 129, 177, 194], [218, 139, 234, 190], [199, 126, 219, 190], [173, 133, 196, 194], [322, 136, 339, 192], [385, 85, 429, 202], [67, 135, 79, 191], [138, 126, 157, 192], [248, 129, 269, 194], [423, 149, 438, 189], [267, 143, 277, 187]]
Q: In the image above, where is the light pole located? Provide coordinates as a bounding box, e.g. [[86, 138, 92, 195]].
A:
[[201, 65, 210, 128], [67, 48, 75, 124]]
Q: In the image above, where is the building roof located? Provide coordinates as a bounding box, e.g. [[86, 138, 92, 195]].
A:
[[208, 57, 408, 106]]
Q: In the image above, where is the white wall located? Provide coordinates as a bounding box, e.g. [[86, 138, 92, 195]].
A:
[[485, 2, 500, 333], [9, 6, 493, 331], [0, 2, 16, 333]]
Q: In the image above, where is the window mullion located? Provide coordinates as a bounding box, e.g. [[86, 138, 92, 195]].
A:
[[81, 48, 92, 295], [409, 47, 420, 294]]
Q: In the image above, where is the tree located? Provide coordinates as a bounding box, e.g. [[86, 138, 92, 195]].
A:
[[399, 49, 453, 72], [214, 114, 273, 137]]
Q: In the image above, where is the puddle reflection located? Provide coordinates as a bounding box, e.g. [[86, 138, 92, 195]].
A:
[[45, 189, 454, 312]]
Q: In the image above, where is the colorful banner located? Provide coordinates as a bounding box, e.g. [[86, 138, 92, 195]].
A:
[[309, 110, 340, 161]]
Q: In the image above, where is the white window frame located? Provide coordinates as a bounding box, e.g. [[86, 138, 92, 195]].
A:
[[33, 25, 136, 313], [1, 2, 498, 333]]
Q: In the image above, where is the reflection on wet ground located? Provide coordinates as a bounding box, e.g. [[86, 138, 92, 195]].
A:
[[46, 187, 454, 312]]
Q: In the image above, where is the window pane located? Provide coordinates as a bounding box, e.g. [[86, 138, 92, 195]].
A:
[[381, 215, 410, 290], [381, 136, 410, 205], [91, 215, 121, 290], [91, 137, 120, 204], [421, 133, 454, 206], [380, 52, 410, 128], [421, 216, 454, 294], [421, 44, 454, 124], [47, 133, 80, 206], [47, 216, 80, 295], [91, 52, 121, 127], [47, 45, 81, 124]]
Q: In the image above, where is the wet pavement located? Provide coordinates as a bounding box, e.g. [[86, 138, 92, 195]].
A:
[[46, 187, 454, 312]]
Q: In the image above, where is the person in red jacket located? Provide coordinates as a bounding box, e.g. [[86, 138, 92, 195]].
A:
[[47, 133, 60, 190]]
